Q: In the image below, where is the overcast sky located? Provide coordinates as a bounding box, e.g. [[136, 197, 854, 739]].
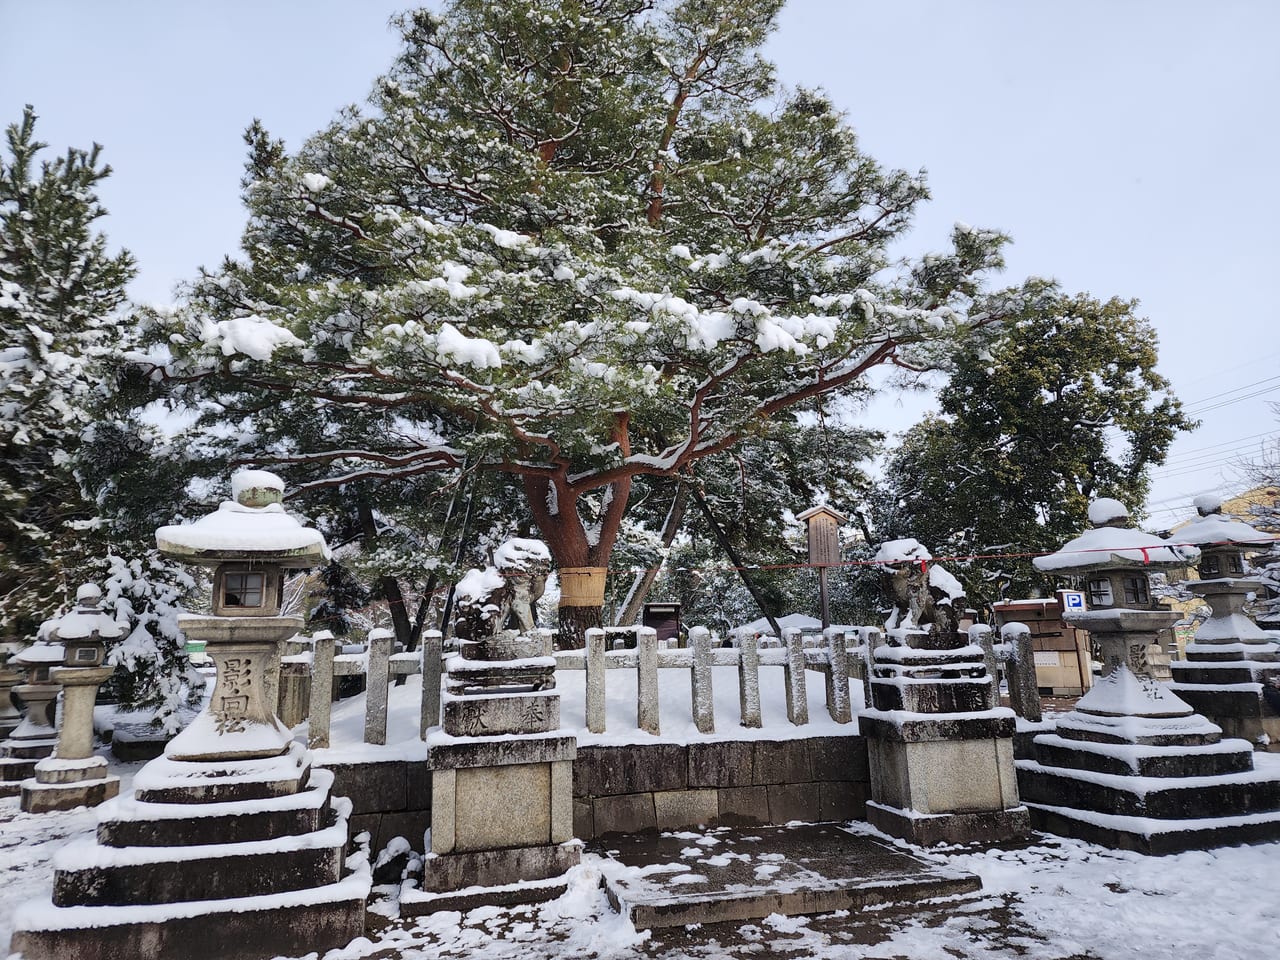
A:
[[3, 0, 1277, 526]]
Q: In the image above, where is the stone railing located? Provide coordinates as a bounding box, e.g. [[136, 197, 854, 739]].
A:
[[278, 623, 888, 748], [554, 625, 882, 736]]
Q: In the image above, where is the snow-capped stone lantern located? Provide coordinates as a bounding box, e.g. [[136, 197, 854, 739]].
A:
[[1033, 498, 1198, 678], [1169, 493, 1280, 748], [5, 639, 66, 757], [155, 470, 328, 761], [20, 583, 123, 813], [11, 472, 368, 960]]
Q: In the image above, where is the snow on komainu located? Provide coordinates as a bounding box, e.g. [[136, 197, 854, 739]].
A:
[[454, 537, 551, 640]]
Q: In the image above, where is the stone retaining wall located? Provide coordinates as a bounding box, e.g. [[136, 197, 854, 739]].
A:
[[324, 759, 432, 855], [323, 734, 871, 853], [573, 735, 869, 839]]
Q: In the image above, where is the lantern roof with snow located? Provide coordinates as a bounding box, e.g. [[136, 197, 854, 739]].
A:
[[1174, 494, 1278, 549], [155, 469, 329, 568], [44, 583, 125, 644], [1034, 499, 1199, 574]]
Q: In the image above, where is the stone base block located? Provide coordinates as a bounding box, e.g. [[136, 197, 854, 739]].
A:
[[1025, 801, 1280, 855], [1033, 734, 1255, 779], [3, 738, 58, 761], [134, 743, 311, 805], [427, 732, 576, 771], [867, 800, 1030, 846], [1171, 683, 1267, 719], [0, 756, 38, 785], [442, 692, 560, 737], [412, 841, 581, 900], [866, 735, 1020, 816], [11, 874, 368, 960], [53, 808, 346, 907], [20, 775, 120, 814], [870, 679, 995, 714]]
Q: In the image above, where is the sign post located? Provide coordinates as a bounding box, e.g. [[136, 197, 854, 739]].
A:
[[798, 505, 847, 630]]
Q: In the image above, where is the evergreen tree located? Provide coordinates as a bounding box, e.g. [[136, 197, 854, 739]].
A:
[[310, 559, 372, 637], [0, 106, 136, 639], [874, 286, 1195, 610], [139, 1, 1024, 646]]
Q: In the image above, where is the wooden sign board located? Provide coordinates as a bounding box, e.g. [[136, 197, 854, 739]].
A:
[[798, 505, 846, 568]]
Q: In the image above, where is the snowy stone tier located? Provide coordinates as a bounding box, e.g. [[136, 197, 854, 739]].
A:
[[10, 750, 370, 960], [1016, 665, 1280, 853], [869, 643, 996, 715]]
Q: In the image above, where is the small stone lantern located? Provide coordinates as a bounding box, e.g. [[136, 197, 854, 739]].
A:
[[5, 640, 66, 758], [156, 470, 328, 762], [21, 583, 124, 813]]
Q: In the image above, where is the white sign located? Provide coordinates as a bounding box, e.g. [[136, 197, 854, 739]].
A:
[[1061, 591, 1085, 611], [1034, 651, 1061, 667]]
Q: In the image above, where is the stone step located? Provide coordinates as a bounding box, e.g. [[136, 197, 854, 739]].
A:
[[871, 679, 994, 714], [1032, 734, 1254, 779], [594, 822, 981, 930], [52, 802, 348, 907], [1016, 760, 1280, 821], [98, 769, 335, 848], [1025, 801, 1280, 856], [1170, 664, 1257, 685], [133, 743, 311, 804], [1169, 685, 1266, 720], [10, 867, 369, 960]]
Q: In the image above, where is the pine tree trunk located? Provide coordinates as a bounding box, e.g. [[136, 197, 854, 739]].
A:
[[616, 482, 687, 626]]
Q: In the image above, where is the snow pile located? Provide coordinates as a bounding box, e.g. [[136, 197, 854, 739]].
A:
[[1175, 509, 1276, 548], [197, 314, 302, 362], [873, 538, 931, 568], [493, 538, 551, 571], [1088, 498, 1129, 525]]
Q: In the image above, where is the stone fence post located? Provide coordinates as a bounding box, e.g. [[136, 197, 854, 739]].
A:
[[307, 630, 336, 749], [586, 627, 606, 734], [737, 632, 762, 728], [783, 627, 809, 725], [364, 628, 392, 745], [420, 629, 443, 737], [637, 626, 660, 735], [1001, 622, 1042, 721], [689, 626, 715, 734]]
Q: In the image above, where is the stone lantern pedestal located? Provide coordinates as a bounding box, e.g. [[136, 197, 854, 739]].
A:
[[12, 471, 368, 960], [20, 666, 120, 813], [1017, 498, 1280, 854], [859, 539, 1029, 846]]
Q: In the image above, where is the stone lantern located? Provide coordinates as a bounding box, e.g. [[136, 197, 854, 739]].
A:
[[1169, 493, 1280, 747], [0, 637, 65, 797], [21, 583, 124, 813], [10, 469, 369, 960], [155, 469, 328, 762], [1015, 498, 1280, 853], [1035, 498, 1197, 677]]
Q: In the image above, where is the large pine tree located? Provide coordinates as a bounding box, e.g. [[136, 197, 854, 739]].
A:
[[139, 0, 1024, 645]]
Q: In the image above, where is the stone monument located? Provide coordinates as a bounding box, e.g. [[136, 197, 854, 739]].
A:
[[21, 583, 123, 813], [11, 470, 369, 960], [859, 538, 1029, 845], [1168, 493, 1280, 748], [403, 537, 579, 915], [1017, 498, 1280, 853], [0, 637, 65, 796]]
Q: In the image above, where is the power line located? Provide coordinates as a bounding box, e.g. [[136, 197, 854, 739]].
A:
[[1183, 373, 1280, 410], [1160, 430, 1279, 463]]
